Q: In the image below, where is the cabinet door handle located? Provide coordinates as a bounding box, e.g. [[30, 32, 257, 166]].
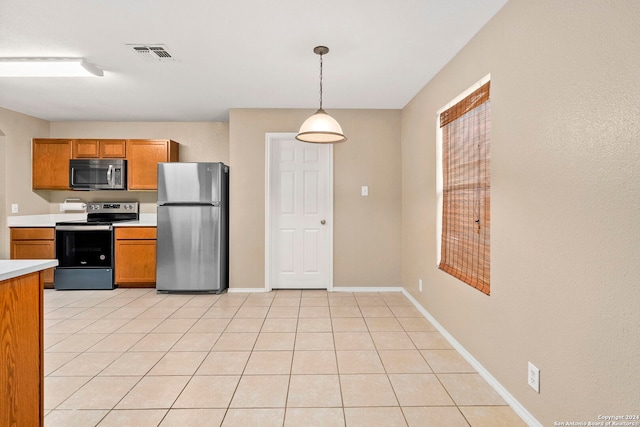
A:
[[321, 220, 326, 225]]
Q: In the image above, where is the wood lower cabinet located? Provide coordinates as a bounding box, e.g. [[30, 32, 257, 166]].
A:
[[32, 139, 72, 190], [10, 228, 56, 288], [0, 270, 44, 426], [126, 139, 179, 190], [115, 227, 157, 287]]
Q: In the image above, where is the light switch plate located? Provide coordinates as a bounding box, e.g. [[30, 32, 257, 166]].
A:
[[11, 204, 18, 214], [361, 186, 369, 196]]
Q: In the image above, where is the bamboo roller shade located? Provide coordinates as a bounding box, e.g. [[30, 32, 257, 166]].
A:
[[439, 83, 491, 295]]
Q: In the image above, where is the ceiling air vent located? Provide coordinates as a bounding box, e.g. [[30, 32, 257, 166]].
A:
[[128, 44, 175, 62]]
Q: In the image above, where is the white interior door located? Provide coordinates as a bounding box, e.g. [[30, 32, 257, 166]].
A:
[[266, 133, 333, 290]]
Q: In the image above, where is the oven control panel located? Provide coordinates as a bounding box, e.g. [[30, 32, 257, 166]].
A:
[[87, 202, 139, 214]]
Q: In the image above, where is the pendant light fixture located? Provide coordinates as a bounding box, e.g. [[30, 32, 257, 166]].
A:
[[296, 46, 347, 144]]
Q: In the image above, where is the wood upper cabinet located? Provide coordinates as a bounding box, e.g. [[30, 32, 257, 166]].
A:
[[72, 139, 126, 159], [114, 227, 157, 287], [32, 138, 178, 191], [101, 140, 126, 158], [126, 139, 179, 190], [32, 139, 72, 190], [72, 139, 99, 158], [10, 228, 56, 287]]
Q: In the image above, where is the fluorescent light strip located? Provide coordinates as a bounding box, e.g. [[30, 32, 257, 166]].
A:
[[0, 58, 103, 77]]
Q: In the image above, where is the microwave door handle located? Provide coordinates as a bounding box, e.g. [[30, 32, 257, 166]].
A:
[[70, 167, 76, 186], [107, 165, 113, 187]]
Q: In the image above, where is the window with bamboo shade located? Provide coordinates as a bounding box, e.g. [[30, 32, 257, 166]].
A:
[[439, 81, 491, 295]]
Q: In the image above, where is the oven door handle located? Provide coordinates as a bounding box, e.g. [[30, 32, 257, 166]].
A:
[[107, 165, 113, 187], [56, 225, 113, 231]]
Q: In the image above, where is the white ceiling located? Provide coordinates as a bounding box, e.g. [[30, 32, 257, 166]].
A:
[[0, 0, 508, 122]]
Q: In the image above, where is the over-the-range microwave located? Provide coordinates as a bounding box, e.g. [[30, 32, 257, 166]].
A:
[[69, 159, 127, 190]]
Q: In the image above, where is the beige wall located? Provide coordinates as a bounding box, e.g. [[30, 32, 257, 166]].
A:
[[49, 121, 230, 212], [229, 108, 402, 289], [401, 0, 640, 424], [0, 107, 51, 257]]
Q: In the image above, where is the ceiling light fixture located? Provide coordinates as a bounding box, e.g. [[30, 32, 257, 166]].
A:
[[0, 58, 103, 77], [296, 46, 347, 144]]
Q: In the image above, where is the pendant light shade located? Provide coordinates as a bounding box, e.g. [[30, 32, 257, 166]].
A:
[[296, 46, 347, 144], [297, 108, 346, 143]]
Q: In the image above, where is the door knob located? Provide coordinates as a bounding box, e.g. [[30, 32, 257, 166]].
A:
[[320, 220, 326, 225]]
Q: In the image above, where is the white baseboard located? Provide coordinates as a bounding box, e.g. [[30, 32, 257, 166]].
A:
[[227, 287, 268, 293], [400, 289, 542, 427], [331, 286, 404, 293], [228, 286, 405, 294]]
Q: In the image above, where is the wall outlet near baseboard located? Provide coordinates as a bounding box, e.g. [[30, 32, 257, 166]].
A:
[[418, 278, 423, 292], [528, 361, 540, 393]]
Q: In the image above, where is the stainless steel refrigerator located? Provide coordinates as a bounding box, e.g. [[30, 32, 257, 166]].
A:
[[156, 162, 229, 293]]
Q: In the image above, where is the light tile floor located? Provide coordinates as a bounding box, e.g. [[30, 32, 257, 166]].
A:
[[43, 288, 528, 427]]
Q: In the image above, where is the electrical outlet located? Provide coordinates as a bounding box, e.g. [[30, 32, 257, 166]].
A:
[[419, 278, 423, 292], [11, 204, 18, 214], [528, 362, 540, 393]]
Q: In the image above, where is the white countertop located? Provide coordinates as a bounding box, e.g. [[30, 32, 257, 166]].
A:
[[0, 259, 59, 282], [114, 214, 157, 227], [7, 213, 157, 228], [7, 213, 87, 227]]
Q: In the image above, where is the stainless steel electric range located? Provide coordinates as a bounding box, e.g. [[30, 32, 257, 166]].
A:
[[54, 202, 139, 290]]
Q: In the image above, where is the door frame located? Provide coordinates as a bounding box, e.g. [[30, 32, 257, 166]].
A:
[[264, 132, 334, 292]]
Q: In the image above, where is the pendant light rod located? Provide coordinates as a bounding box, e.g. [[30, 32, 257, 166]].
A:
[[314, 46, 329, 111]]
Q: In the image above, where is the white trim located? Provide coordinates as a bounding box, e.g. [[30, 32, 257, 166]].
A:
[[264, 133, 276, 292], [327, 145, 334, 292], [436, 73, 491, 267], [227, 287, 269, 293], [264, 132, 334, 292], [331, 286, 404, 293], [401, 288, 542, 427]]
